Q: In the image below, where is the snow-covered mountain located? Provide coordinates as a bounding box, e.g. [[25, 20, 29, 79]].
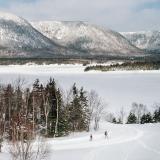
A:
[[0, 11, 72, 57], [122, 31, 160, 53], [0, 11, 145, 58], [31, 21, 144, 57]]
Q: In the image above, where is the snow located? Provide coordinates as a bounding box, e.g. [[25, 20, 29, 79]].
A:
[[31, 21, 142, 56], [0, 12, 145, 57], [1, 122, 160, 160], [0, 64, 160, 114], [47, 122, 160, 160], [0, 64, 160, 160], [0, 11, 55, 51], [121, 31, 160, 51], [0, 11, 27, 25], [0, 64, 86, 74], [48, 123, 143, 151]]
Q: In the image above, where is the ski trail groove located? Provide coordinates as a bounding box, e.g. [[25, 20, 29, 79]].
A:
[[83, 126, 143, 160], [138, 140, 160, 155]]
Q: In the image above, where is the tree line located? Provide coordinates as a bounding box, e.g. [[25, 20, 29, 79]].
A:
[[110, 103, 160, 124], [84, 61, 160, 72], [126, 103, 160, 124], [0, 78, 105, 155], [0, 78, 159, 159]]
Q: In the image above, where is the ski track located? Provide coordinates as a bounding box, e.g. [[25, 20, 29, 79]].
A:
[[133, 126, 160, 156], [50, 125, 143, 151], [47, 124, 145, 160], [1, 123, 160, 160], [83, 126, 144, 160], [83, 126, 160, 160], [138, 140, 160, 155]]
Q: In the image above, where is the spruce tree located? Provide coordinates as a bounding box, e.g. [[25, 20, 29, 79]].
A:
[[46, 78, 57, 137], [112, 117, 117, 124], [68, 84, 89, 132], [55, 89, 69, 136], [127, 112, 137, 124], [79, 87, 90, 131], [146, 112, 152, 123], [141, 112, 152, 124], [153, 107, 160, 123], [4, 84, 14, 127], [69, 83, 82, 132], [32, 79, 43, 126]]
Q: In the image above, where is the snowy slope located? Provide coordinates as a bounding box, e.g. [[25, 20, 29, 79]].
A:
[[38, 123, 160, 160], [122, 31, 160, 53], [0, 11, 147, 57], [0, 12, 52, 49], [0, 11, 73, 57], [1, 122, 160, 160], [31, 21, 144, 57]]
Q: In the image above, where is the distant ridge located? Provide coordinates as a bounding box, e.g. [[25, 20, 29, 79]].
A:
[[32, 21, 144, 57], [122, 31, 160, 54], [0, 11, 145, 58]]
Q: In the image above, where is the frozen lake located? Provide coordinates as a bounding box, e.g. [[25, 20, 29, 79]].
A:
[[0, 64, 160, 113]]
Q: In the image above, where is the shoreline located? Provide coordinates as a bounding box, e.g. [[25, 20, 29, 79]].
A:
[[0, 64, 159, 74]]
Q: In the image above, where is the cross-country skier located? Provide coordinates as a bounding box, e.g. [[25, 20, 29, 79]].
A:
[[104, 131, 108, 139], [90, 134, 93, 141]]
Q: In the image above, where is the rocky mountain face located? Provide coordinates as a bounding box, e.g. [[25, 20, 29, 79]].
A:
[[32, 21, 143, 57], [0, 11, 144, 58], [0, 12, 75, 57], [122, 31, 160, 54]]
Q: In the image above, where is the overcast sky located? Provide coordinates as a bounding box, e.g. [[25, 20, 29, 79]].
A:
[[0, 0, 160, 32]]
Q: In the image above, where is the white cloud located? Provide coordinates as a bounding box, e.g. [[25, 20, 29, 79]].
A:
[[0, 0, 160, 31]]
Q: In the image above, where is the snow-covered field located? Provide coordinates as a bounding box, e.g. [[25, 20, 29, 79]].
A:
[[46, 122, 160, 160], [1, 122, 160, 160], [0, 64, 160, 160], [0, 64, 160, 113]]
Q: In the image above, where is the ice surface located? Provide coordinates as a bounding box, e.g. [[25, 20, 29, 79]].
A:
[[0, 64, 159, 113]]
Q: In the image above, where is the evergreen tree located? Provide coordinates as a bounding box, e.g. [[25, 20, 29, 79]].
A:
[[69, 83, 82, 132], [141, 112, 153, 124], [153, 107, 160, 123], [4, 84, 14, 127], [46, 78, 57, 137], [32, 79, 43, 129], [14, 86, 23, 112], [79, 87, 90, 131], [68, 84, 89, 132], [127, 112, 137, 124], [55, 89, 69, 136], [112, 117, 117, 124]]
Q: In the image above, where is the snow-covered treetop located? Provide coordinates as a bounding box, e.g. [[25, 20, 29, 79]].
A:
[[122, 31, 160, 51], [0, 11, 29, 26], [32, 21, 142, 55]]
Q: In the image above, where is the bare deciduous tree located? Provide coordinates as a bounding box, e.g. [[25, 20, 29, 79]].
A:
[[54, 90, 59, 138], [118, 107, 126, 124], [42, 92, 50, 136], [10, 134, 47, 160], [88, 90, 106, 131], [0, 85, 7, 153], [0, 107, 5, 152], [104, 113, 115, 123], [9, 112, 47, 160], [131, 103, 147, 124]]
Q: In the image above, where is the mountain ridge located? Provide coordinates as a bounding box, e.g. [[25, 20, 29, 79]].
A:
[[122, 31, 160, 54], [31, 21, 144, 57], [0, 11, 145, 58]]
